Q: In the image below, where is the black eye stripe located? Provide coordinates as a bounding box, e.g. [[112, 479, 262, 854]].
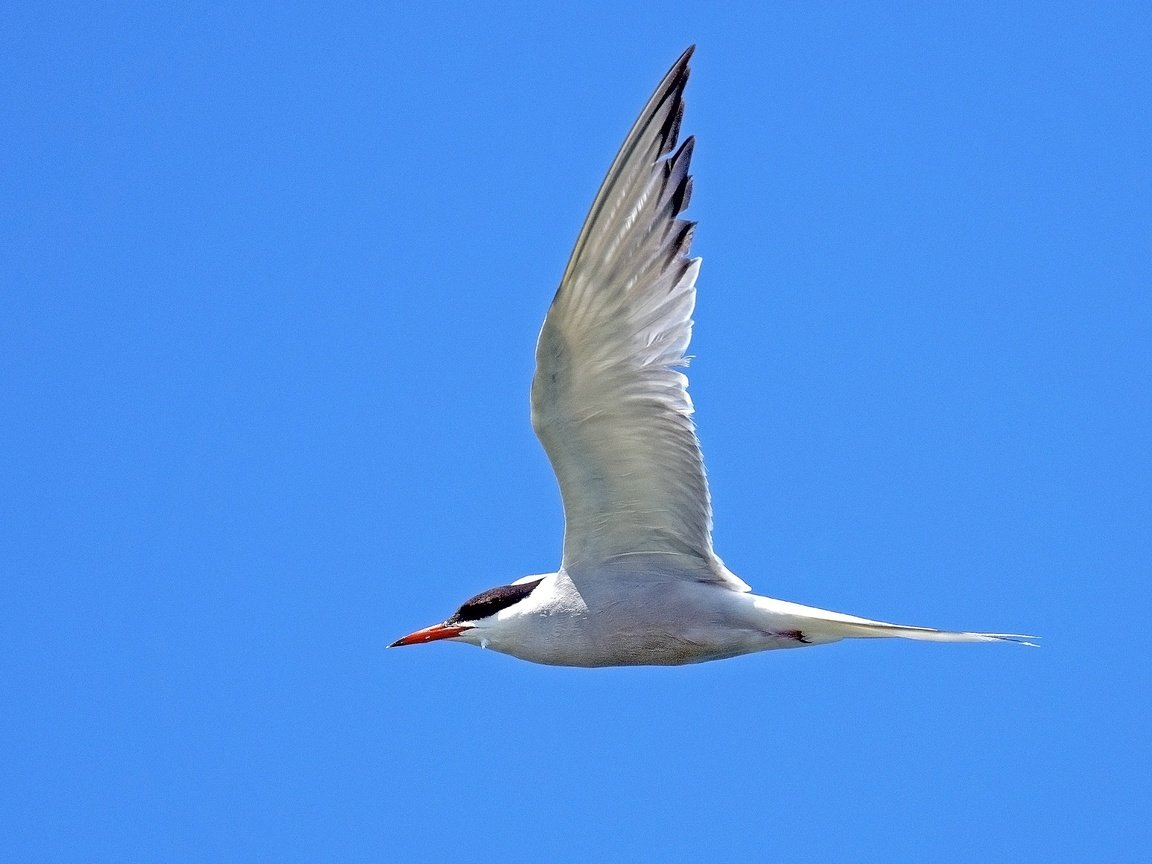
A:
[[448, 578, 544, 623]]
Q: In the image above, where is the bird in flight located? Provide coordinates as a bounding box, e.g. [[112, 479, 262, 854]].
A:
[[392, 47, 1033, 666]]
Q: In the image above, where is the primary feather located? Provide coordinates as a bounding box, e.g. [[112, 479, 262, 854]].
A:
[[531, 47, 748, 591]]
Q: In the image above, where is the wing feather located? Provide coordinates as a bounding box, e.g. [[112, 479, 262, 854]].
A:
[[531, 47, 748, 591]]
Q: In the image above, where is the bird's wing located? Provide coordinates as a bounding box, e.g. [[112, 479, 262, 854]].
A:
[[531, 47, 748, 591]]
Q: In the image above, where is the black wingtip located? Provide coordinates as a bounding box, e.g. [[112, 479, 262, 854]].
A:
[[670, 45, 694, 87], [663, 135, 696, 215], [660, 48, 695, 146], [659, 46, 694, 101]]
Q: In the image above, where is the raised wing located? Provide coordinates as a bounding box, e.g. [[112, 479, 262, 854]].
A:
[[531, 47, 748, 590]]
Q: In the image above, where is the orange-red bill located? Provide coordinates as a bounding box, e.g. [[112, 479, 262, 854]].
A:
[[389, 623, 470, 648]]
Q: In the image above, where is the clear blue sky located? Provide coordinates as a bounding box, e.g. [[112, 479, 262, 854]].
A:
[[3, 2, 1149, 860]]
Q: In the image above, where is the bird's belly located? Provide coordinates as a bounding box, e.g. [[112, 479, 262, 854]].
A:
[[483, 575, 819, 667], [489, 617, 805, 667]]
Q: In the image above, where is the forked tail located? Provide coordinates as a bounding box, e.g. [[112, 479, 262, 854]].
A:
[[831, 621, 1038, 646], [754, 597, 1038, 647]]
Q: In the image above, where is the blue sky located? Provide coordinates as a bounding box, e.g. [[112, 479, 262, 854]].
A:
[[3, 1, 1149, 860]]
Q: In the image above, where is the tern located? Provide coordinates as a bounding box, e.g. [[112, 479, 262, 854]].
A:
[[392, 47, 1033, 666]]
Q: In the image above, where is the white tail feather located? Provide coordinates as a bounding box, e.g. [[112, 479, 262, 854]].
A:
[[754, 596, 1038, 647]]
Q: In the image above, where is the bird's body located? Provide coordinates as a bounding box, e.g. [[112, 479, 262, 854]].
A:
[[478, 569, 793, 668], [422, 564, 1026, 667], [392, 47, 1033, 666]]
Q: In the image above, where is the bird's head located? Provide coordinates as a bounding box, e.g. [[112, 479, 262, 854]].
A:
[[390, 577, 545, 649]]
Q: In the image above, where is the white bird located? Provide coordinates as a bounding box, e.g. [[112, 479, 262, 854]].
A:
[[392, 47, 1034, 666]]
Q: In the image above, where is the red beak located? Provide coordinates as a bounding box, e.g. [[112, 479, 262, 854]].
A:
[[389, 623, 470, 647]]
